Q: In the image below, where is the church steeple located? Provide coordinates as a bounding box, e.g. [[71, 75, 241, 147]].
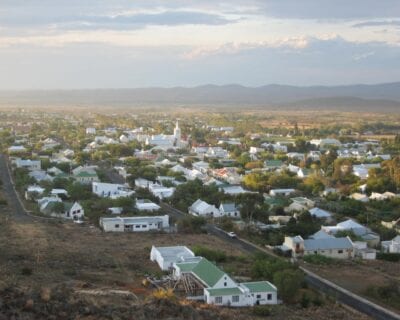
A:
[[173, 120, 181, 144]]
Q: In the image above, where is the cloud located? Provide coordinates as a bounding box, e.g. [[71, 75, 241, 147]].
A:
[[0, 10, 236, 31], [256, 0, 400, 20], [352, 20, 400, 28], [353, 51, 375, 61], [183, 35, 339, 59]]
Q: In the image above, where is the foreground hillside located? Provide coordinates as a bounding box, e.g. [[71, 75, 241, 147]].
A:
[[0, 203, 371, 319]]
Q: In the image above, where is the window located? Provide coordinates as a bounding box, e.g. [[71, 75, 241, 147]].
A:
[[115, 224, 119, 228], [135, 225, 140, 228], [338, 250, 343, 254], [267, 293, 272, 300], [224, 282, 227, 287], [314, 251, 318, 254], [232, 296, 239, 303], [256, 294, 261, 299], [142, 225, 147, 228], [215, 297, 222, 304]]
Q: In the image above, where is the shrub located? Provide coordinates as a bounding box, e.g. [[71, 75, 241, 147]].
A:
[[192, 245, 227, 263], [376, 252, 400, 262], [303, 254, 335, 265], [21, 267, 33, 276], [252, 305, 271, 316]]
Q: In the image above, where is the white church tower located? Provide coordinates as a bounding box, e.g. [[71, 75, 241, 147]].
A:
[[173, 120, 181, 146]]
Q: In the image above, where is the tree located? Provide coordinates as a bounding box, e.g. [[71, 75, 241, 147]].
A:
[[273, 269, 304, 302]]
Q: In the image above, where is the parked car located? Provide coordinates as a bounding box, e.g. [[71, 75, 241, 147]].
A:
[[227, 232, 237, 238]]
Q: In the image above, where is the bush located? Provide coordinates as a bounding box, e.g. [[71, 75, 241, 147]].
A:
[[252, 305, 271, 316], [177, 216, 206, 234], [21, 267, 33, 276], [273, 269, 304, 302], [376, 252, 400, 262], [192, 245, 227, 263], [303, 254, 335, 265]]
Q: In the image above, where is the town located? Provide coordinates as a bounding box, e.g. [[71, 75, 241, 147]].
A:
[[0, 108, 399, 319]]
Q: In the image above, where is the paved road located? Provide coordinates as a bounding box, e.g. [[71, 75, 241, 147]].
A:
[[0, 154, 34, 222], [160, 201, 400, 320]]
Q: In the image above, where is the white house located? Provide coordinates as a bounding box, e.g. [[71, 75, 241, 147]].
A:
[[172, 255, 278, 307], [350, 193, 369, 202], [86, 127, 96, 135], [92, 182, 134, 199], [280, 235, 354, 259], [309, 207, 332, 221], [25, 185, 45, 200], [136, 199, 161, 211], [381, 235, 400, 253], [100, 215, 169, 232], [40, 200, 84, 220], [189, 199, 220, 217], [148, 183, 175, 199], [269, 189, 295, 197], [219, 203, 240, 218], [14, 159, 41, 171], [285, 197, 315, 213], [73, 166, 99, 184], [150, 246, 195, 271], [8, 145, 27, 153], [322, 219, 380, 246]]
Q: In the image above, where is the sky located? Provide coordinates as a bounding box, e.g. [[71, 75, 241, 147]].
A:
[[0, 0, 400, 89]]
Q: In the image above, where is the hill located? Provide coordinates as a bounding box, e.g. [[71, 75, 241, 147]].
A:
[[0, 82, 400, 111]]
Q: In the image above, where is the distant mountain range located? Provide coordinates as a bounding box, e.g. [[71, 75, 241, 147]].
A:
[[1, 82, 400, 111]]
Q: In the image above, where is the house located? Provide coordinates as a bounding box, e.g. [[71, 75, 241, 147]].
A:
[[73, 166, 99, 184], [369, 192, 396, 201], [280, 235, 354, 259], [381, 218, 400, 233], [285, 197, 315, 213], [286, 152, 305, 161], [29, 170, 54, 182], [322, 219, 380, 246], [193, 161, 210, 173], [86, 127, 96, 135], [219, 203, 240, 218], [107, 207, 123, 215], [264, 160, 284, 171], [135, 178, 152, 189], [381, 235, 400, 253], [136, 199, 161, 212], [172, 255, 278, 307], [100, 215, 169, 232], [8, 145, 27, 153], [148, 184, 175, 199], [310, 138, 341, 149], [353, 241, 376, 260], [220, 185, 250, 195], [51, 188, 69, 198], [189, 199, 220, 217], [269, 189, 295, 197], [350, 193, 369, 202], [40, 200, 84, 220], [25, 185, 45, 200], [92, 182, 134, 199], [150, 245, 195, 271], [14, 159, 41, 171], [309, 207, 333, 221], [297, 168, 312, 179]]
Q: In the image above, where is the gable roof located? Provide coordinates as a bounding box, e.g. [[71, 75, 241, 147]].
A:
[[241, 281, 277, 293], [304, 237, 353, 251], [205, 287, 243, 297], [220, 203, 237, 212], [176, 257, 225, 287], [309, 207, 332, 218]]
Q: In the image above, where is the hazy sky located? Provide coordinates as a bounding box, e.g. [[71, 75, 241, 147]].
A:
[[1, 0, 400, 89]]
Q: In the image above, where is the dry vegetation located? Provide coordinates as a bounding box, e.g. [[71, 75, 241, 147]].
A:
[[0, 202, 371, 319]]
